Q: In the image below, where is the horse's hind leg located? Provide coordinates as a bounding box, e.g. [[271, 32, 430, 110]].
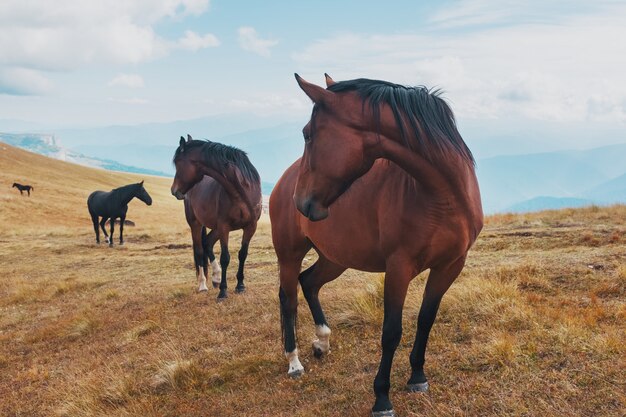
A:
[[216, 225, 231, 300], [190, 221, 208, 292], [235, 222, 257, 293], [407, 256, 466, 393], [99, 218, 109, 243], [300, 255, 346, 358], [202, 229, 220, 288]]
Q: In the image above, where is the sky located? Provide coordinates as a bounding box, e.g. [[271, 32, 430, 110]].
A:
[[0, 0, 625, 144]]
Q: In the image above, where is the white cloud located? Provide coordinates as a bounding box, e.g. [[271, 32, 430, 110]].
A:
[[0, 0, 213, 98], [292, 3, 626, 123], [0, 68, 52, 95], [177, 30, 220, 51], [108, 97, 149, 105], [108, 74, 145, 89], [238, 27, 278, 57]]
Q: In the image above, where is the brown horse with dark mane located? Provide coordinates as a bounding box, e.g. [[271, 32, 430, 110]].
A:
[[270, 74, 483, 416], [171, 135, 262, 299]]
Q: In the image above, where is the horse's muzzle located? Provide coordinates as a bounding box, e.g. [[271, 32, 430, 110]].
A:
[[296, 197, 329, 221], [171, 189, 185, 200]]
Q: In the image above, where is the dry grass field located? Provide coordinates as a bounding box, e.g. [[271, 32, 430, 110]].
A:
[[1, 143, 624, 417]]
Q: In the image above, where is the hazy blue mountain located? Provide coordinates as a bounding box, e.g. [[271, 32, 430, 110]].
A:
[[581, 172, 626, 204], [52, 113, 303, 148], [506, 196, 595, 213], [477, 143, 626, 213], [0, 133, 168, 177]]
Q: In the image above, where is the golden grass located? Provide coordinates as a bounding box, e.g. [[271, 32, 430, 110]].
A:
[[1, 144, 625, 416]]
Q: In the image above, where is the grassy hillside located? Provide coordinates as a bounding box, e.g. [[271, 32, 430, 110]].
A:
[[1, 144, 624, 416]]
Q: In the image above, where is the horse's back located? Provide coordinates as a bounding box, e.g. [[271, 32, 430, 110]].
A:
[[87, 190, 112, 216]]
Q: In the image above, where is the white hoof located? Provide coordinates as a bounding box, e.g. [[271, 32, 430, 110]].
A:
[[286, 349, 304, 378], [198, 284, 209, 292], [312, 324, 331, 357]]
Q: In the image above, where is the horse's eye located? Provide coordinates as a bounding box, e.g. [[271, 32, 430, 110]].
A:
[[303, 129, 311, 143]]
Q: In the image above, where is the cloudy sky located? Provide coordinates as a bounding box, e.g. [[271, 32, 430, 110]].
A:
[[1, 0, 625, 139]]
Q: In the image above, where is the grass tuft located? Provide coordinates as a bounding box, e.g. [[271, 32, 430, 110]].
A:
[[65, 315, 99, 340], [335, 274, 384, 327]]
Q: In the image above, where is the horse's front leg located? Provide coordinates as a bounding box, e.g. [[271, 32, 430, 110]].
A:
[[407, 256, 466, 393], [372, 258, 413, 417], [108, 217, 115, 247], [216, 226, 230, 300], [119, 214, 125, 245], [235, 223, 257, 293]]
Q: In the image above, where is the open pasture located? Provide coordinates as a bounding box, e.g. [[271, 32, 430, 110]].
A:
[[1, 144, 624, 416]]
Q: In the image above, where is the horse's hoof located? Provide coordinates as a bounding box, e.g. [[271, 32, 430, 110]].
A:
[[235, 286, 246, 294], [212, 282, 219, 289], [119, 242, 124, 246], [198, 288, 208, 293], [288, 368, 304, 378], [371, 409, 396, 417], [217, 291, 228, 301], [312, 345, 325, 359], [406, 381, 429, 392]]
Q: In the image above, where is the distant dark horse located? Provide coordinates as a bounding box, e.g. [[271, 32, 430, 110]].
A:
[[270, 74, 483, 416], [171, 135, 262, 299], [87, 181, 152, 246], [12, 183, 33, 196]]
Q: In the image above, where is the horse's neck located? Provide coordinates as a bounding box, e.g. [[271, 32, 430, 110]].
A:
[[377, 136, 453, 193], [114, 186, 137, 205], [200, 164, 258, 215]]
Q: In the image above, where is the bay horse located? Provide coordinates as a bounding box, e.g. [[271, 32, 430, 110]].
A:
[[269, 74, 483, 416], [87, 181, 152, 246], [171, 135, 262, 299], [12, 182, 33, 196]]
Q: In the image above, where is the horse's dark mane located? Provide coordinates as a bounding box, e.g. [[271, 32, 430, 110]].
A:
[[327, 78, 474, 165], [111, 183, 141, 193], [174, 140, 260, 184]]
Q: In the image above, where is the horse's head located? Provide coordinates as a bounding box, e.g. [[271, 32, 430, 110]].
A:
[[171, 135, 204, 200], [136, 181, 153, 206], [294, 74, 380, 221], [12, 183, 17, 188]]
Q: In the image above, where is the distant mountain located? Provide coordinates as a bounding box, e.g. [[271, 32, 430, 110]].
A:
[[477, 143, 626, 213], [0, 133, 168, 177], [506, 196, 595, 213], [581, 172, 626, 204]]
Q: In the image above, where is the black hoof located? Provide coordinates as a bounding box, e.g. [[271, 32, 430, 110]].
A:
[[371, 410, 396, 417], [235, 286, 246, 293], [288, 369, 304, 378], [217, 291, 228, 301], [313, 346, 324, 359], [406, 381, 429, 392], [212, 282, 219, 289]]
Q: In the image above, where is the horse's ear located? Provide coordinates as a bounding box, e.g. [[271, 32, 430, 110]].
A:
[[187, 134, 193, 143], [140, 180, 144, 185], [179, 136, 185, 150], [295, 73, 333, 104], [324, 73, 336, 87]]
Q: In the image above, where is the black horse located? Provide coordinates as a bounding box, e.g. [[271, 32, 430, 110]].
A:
[[12, 182, 33, 196], [87, 181, 152, 245]]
